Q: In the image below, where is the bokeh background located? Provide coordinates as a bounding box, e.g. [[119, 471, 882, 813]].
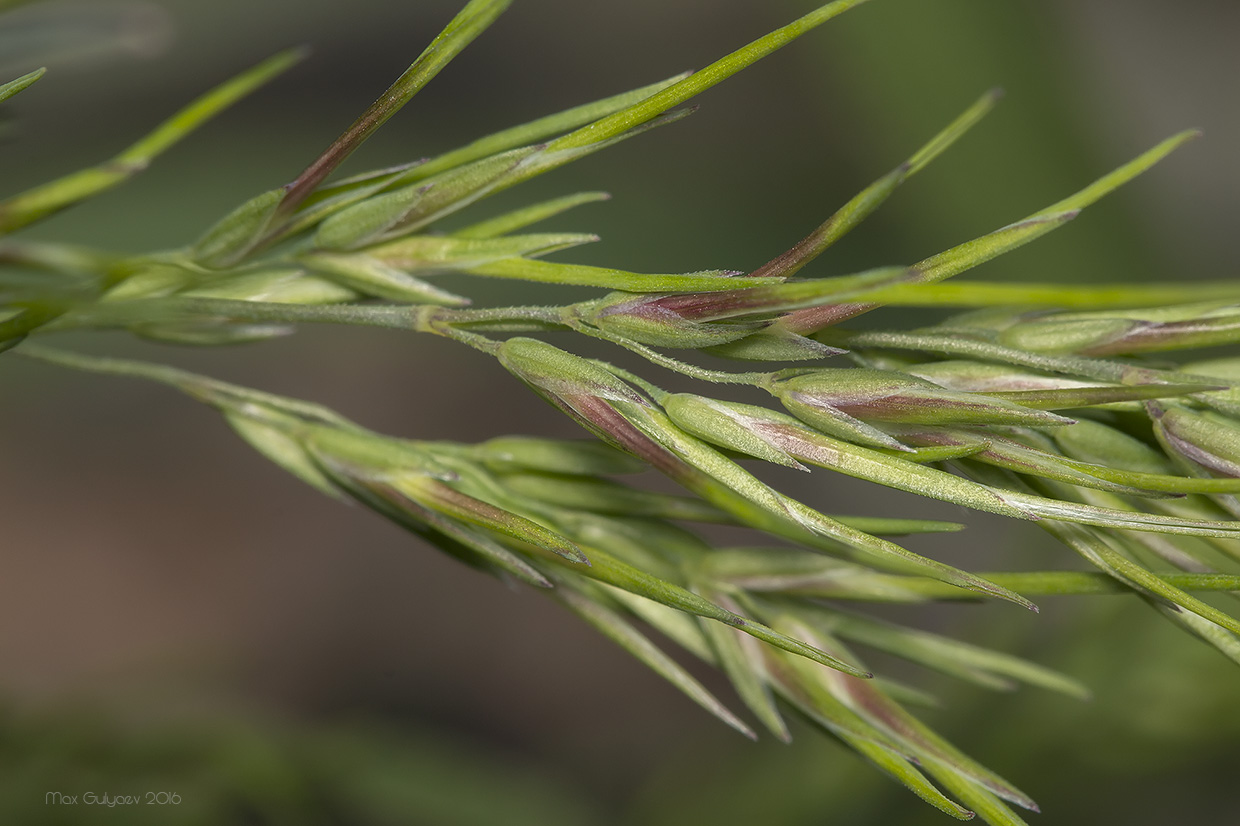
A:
[[1, 0, 1238, 823]]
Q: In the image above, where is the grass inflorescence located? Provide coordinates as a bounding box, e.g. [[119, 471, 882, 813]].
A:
[[4, 1, 1239, 822]]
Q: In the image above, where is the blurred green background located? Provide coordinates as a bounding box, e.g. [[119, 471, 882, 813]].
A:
[[0, 0, 1237, 823]]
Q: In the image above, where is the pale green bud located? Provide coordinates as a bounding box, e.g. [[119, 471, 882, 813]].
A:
[[662, 393, 808, 469], [766, 367, 1071, 450], [194, 188, 283, 268], [1149, 402, 1240, 477]]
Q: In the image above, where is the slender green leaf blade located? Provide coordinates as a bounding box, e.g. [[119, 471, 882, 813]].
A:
[[0, 49, 304, 233], [546, 0, 874, 152], [554, 585, 756, 739], [698, 587, 791, 741], [752, 88, 1001, 279], [279, 0, 514, 213]]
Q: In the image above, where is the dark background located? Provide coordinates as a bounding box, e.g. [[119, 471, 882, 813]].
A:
[[1, 1, 1238, 823]]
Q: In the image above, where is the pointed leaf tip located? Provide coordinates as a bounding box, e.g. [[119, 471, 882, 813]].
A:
[[0, 67, 47, 103]]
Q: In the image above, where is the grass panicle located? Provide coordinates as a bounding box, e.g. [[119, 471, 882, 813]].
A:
[[5, 2, 1238, 823]]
